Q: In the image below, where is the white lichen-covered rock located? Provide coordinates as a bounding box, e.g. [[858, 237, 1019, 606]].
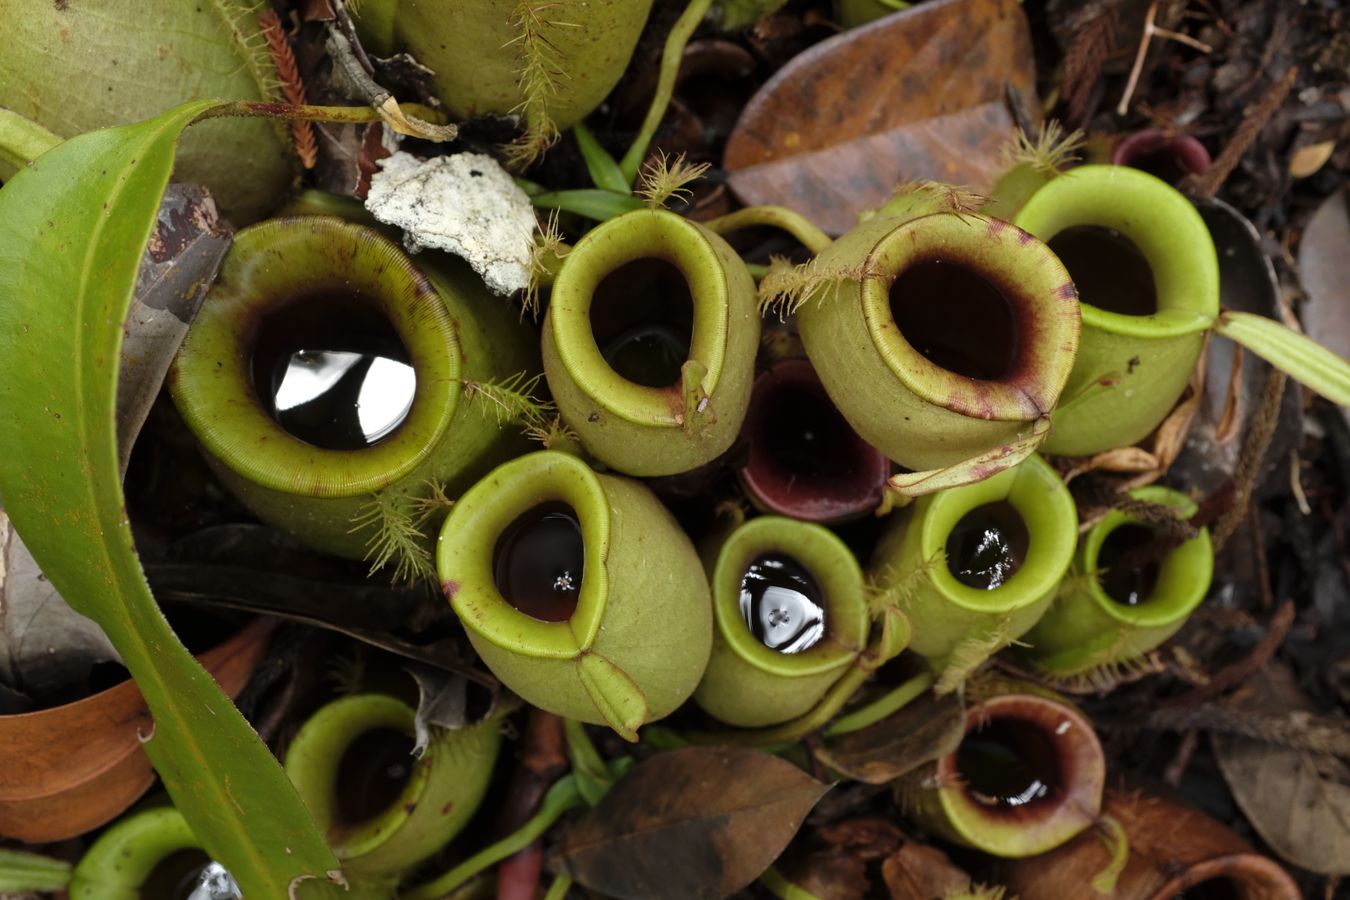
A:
[[366, 151, 535, 296]]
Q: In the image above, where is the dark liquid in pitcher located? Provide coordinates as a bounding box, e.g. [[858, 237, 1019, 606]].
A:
[[1172, 878, 1243, 900], [946, 500, 1029, 590], [956, 718, 1058, 810], [739, 554, 827, 654], [493, 502, 585, 622], [1097, 523, 1162, 606], [1047, 226, 1158, 316], [889, 259, 1018, 381], [144, 849, 242, 900], [590, 258, 693, 389], [760, 385, 862, 486], [336, 727, 416, 826], [251, 293, 415, 450]]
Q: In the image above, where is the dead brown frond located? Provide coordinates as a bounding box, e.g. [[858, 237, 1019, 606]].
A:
[[258, 9, 318, 168]]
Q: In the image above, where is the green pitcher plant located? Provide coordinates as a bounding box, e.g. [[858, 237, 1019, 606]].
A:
[[68, 805, 235, 900], [1022, 485, 1213, 685], [169, 216, 536, 570], [1007, 162, 1350, 453], [542, 208, 761, 477], [694, 516, 876, 728], [868, 453, 1078, 693], [284, 693, 502, 884], [350, 0, 653, 166], [769, 188, 1081, 495], [437, 450, 713, 741], [901, 690, 1106, 858], [0, 0, 297, 222]]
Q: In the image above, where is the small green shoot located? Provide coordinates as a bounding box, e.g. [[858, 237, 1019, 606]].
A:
[[461, 371, 555, 432]]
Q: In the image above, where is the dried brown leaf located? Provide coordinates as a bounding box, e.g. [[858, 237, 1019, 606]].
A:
[[550, 747, 830, 899], [816, 691, 965, 784], [723, 0, 1038, 235], [1213, 663, 1350, 875]]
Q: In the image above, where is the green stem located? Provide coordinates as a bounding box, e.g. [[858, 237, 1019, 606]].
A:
[[759, 866, 822, 900], [823, 671, 934, 737], [618, 0, 714, 183], [0, 107, 61, 169], [564, 718, 608, 782], [401, 776, 583, 900], [703, 206, 833, 255], [542, 873, 573, 900], [745, 262, 770, 280]]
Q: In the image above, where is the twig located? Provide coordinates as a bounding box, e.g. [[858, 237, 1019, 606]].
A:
[[1166, 599, 1295, 707], [1212, 366, 1289, 550], [1164, 729, 1199, 786], [1117, 2, 1214, 117], [1187, 66, 1298, 199]]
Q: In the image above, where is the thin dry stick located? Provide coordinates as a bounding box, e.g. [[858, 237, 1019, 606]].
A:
[[258, 10, 319, 169], [1189, 66, 1298, 199], [1105, 704, 1350, 758], [1117, 1, 1214, 116], [1167, 599, 1296, 707]]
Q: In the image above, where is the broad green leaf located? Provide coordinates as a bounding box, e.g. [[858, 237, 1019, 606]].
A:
[[0, 100, 362, 899], [572, 123, 629, 194], [1216, 310, 1350, 407], [531, 188, 646, 221]]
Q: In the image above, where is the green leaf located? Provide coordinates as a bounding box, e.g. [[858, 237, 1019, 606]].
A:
[[1216, 310, 1350, 407], [0, 848, 71, 893], [572, 123, 629, 194], [0, 101, 360, 899], [530, 188, 645, 221]]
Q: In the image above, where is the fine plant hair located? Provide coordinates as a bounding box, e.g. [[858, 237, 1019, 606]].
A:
[[502, 0, 574, 169], [523, 210, 568, 320], [211, 0, 286, 102], [461, 371, 556, 432], [1036, 648, 1167, 695], [888, 179, 992, 217], [757, 254, 885, 320], [635, 151, 711, 209], [936, 615, 1026, 696], [523, 413, 581, 450], [350, 490, 436, 584], [1001, 119, 1085, 174], [257, 9, 318, 168], [942, 886, 1011, 900], [865, 549, 947, 620], [409, 479, 456, 524]]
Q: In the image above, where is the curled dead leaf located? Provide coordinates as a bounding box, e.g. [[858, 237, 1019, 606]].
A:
[[549, 746, 830, 899]]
